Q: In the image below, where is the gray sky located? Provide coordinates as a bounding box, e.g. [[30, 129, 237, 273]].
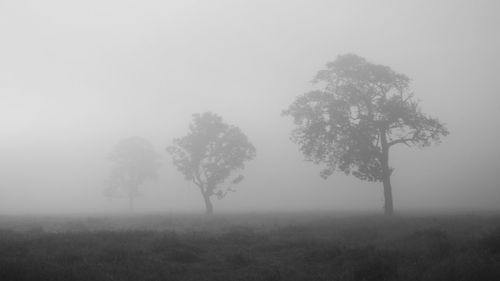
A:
[[1, 0, 499, 214]]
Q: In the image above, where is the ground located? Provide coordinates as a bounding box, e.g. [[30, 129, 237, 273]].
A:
[[1, 212, 500, 281]]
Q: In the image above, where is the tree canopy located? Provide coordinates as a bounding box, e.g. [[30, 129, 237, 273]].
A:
[[167, 112, 256, 214], [283, 54, 449, 214], [105, 136, 161, 210]]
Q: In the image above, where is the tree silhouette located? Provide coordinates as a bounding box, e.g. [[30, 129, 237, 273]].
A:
[[167, 112, 256, 214], [283, 54, 449, 215], [106, 136, 161, 211]]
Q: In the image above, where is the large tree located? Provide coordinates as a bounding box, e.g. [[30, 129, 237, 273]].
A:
[[167, 112, 256, 214], [105, 136, 161, 211], [283, 54, 449, 215]]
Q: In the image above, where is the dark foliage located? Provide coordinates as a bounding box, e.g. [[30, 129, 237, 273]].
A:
[[1, 215, 500, 281]]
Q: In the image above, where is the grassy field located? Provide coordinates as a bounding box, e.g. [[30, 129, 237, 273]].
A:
[[1, 213, 500, 281]]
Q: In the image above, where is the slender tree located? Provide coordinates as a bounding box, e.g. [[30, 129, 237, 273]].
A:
[[106, 136, 161, 211], [283, 54, 449, 215], [167, 112, 256, 214]]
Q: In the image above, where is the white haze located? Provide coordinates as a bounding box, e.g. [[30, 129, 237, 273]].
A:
[[1, 0, 499, 214]]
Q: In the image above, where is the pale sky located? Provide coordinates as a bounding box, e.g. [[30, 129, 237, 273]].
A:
[[1, 0, 499, 214]]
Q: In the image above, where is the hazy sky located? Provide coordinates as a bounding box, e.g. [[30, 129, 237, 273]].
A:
[[1, 0, 499, 214]]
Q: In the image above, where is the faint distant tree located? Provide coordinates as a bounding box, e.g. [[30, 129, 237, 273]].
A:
[[167, 112, 256, 214], [106, 136, 161, 211], [283, 54, 449, 215]]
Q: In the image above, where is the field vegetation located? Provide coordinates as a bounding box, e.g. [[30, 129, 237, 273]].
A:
[[1, 213, 500, 281]]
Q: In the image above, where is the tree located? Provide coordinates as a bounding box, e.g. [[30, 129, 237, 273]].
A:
[[106, 136, 161, 211], [283, 54, 449, 215], [167, 112, 256, 214]]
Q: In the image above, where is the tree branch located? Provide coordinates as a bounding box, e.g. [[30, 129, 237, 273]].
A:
[[388, 130, 421, 147], [388, 138, 412, 147]]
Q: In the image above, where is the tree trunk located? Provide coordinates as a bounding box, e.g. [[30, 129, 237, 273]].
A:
[[382, 173, 394, 215], [202, 193, 213, 214], [380, 131, 394, 215]]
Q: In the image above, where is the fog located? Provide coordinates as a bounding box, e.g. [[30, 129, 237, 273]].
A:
[[1, 0, 499, 215]]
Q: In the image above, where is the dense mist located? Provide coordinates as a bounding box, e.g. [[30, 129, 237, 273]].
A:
[[1, 0, 499, 215]]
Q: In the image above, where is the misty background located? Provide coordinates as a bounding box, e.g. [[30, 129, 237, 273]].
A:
[[1, 0, 499, 214]]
